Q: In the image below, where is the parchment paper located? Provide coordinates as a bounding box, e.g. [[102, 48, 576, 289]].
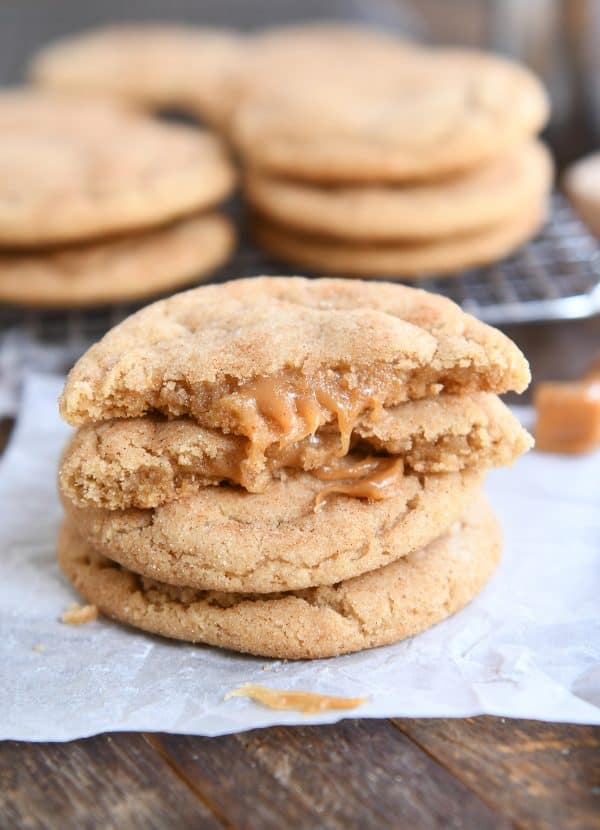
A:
[[1, 373, 598, 741]]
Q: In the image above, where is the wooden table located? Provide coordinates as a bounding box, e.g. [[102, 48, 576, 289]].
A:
[[1, 316, 599, 829]]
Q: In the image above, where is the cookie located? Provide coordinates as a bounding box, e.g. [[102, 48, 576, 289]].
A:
[[58, 495, 501, 659], [64, 467, 484, 593], [250, 21, 411, 55], [29, 24, 245, 128], [252, 199, 546, 277], [59, 277, 531, 454], [0, 213, 234, 308], [212, 22, 419, 132], [59, 392, 531, 509], [245, 140, 552, 241], [0, 90, 236, 247], [563, 151, 600, 238], [231, 48, 549, 182]]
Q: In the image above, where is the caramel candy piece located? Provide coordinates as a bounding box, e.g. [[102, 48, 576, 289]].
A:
[[60, 277, 532, 432], [583, 357, 600, 382], [225, 683, 367, 714], [534, 377, 600, 454]]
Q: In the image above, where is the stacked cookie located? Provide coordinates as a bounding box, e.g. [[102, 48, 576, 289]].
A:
[[0, 90, 236, 307], [57, 277, 532, 659], [28, 22, 553, 279], [29, 23, 245, 130], [28, 21, 405, 131], [234, 39, 552, 277]]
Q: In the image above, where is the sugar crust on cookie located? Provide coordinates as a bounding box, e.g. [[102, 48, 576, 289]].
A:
[[58, 495, 501, 659], [0, 90, 236, 246], [64, 467, 484, 593], [0, 213, 235, 307], [59, 277, 531, 432]]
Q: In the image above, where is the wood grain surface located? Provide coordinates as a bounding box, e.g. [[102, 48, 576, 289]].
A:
[[2, 719, 598, 829]]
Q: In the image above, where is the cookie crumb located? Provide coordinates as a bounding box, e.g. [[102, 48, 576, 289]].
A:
[[32, 643, 45, 653], [61, 603, 99, 625]]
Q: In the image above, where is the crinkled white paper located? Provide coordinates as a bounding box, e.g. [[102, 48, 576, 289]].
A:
[[1, 373, 599, 741]]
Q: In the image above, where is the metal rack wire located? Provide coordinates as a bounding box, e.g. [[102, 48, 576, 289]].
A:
[[0, 194, 598, 367]]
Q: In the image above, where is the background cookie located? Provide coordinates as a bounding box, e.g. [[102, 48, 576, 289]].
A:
[[29, 24, 245, 128], [0, 90, 236, 246], [245, 141, 552, 241], [64, 468, 484, 593], [227, 23, 416, 111], [563, 151, 600, 238], [59, 277, 531, 428], [58, 495, 501, 659], [231, 48, 549, 182], [248, 21, 412, 58], [252, 200, 546, 277], [0, 213, 234, 307]]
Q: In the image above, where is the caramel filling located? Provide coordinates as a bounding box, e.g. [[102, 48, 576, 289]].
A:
[[175, 430, 352, 493], [269, 431, 349, 471], [313, 455, 405, 505], [219, 369, 384, 459], [225, 683, 367, 714], [203, 442, 406, 504]]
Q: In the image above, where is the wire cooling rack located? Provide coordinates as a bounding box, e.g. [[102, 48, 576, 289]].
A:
[[0, 194, 598, 363]]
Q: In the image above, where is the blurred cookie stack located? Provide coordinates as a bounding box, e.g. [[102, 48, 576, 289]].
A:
[[30, 24, 246, 130], [232, 32, 553, 277], [29, 22, 553, 281], [57, 276, 533, 659], [0, 90, 236, 307]]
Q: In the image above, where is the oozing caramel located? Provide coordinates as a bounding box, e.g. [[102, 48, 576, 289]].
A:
[[225, 683, 367, 714], [219, 369, 384, 459], [313, 455, 391, 481], [180, 431, 348, 493], [209, 443, 407, 504], [313, 456, 405, 505], [127, 425, 405, 503]]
